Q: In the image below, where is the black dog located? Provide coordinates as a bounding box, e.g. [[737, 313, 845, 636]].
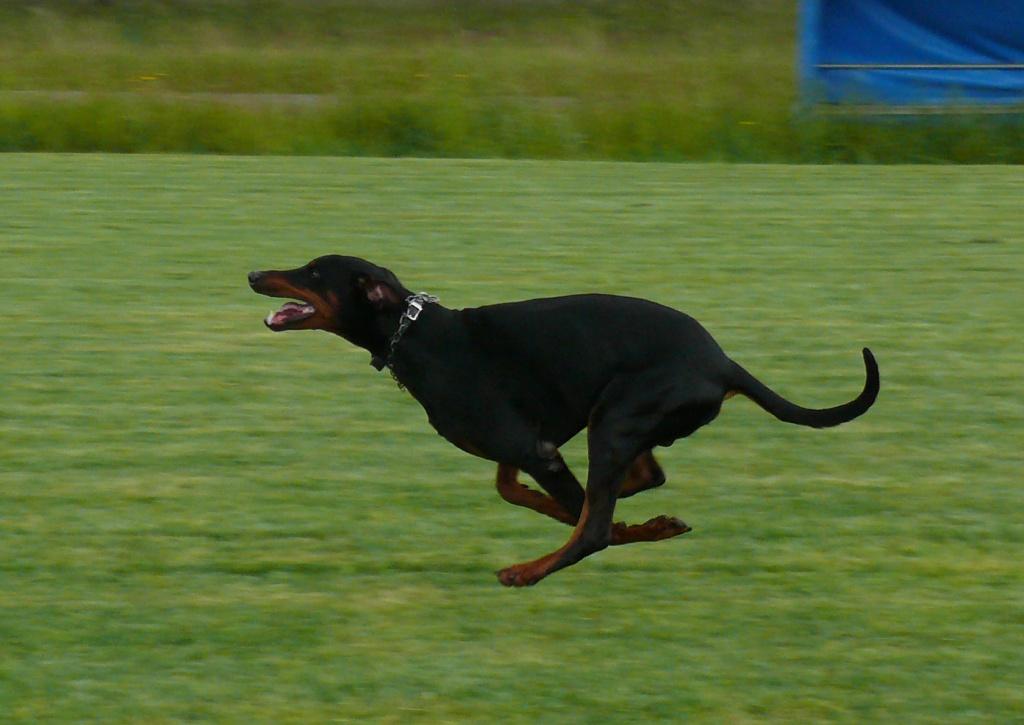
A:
[[249, 255, 879, 586]]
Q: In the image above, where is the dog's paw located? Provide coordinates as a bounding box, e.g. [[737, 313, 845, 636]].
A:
[[649, 515, 692, 539], [496, 562, 544, 587]]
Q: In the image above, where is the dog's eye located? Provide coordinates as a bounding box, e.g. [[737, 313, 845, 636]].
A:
[[310, 269, 321, 281]]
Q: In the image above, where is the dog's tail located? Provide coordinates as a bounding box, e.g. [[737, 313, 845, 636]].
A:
[[727, 348, 879, 429]]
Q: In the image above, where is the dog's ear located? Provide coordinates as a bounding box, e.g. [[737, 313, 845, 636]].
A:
[[357, 274, 403, 310]]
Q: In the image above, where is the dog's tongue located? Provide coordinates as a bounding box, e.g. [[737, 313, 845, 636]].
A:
[[266, 302, 315, 328]]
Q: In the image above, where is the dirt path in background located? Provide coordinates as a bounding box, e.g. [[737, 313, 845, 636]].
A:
[[0, 90, 337, 108]]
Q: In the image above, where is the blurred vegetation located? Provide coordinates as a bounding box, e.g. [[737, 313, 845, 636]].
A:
[[0, 0, 1022, 160]]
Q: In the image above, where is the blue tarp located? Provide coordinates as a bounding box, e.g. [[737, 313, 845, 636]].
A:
[[800, 0, 1024, 107]]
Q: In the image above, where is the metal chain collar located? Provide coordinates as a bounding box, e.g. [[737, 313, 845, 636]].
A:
[[384, 292, 438, 389]]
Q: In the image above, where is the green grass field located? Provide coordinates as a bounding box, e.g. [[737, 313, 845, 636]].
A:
[[0, 1, 800, 159], [1, 155, 1021, 722], [3, 1, 1023, 161]]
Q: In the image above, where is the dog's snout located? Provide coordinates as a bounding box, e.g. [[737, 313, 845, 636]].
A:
[[248, 270, 265, 287]]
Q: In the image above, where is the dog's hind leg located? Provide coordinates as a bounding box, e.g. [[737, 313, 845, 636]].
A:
[[612, 449, 689, 542], [618, 450, 666, 498]]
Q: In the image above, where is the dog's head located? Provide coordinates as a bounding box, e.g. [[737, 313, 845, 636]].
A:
[[248, 255, 410, 348]]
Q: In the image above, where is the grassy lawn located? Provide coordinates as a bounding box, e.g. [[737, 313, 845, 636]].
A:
[[1, 155, 1021, 721], [3, 1, 1021, 160], [0, 1, 800, 158]]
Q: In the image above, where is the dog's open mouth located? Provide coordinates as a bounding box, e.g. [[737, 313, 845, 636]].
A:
[[265, 301, 316, 331]]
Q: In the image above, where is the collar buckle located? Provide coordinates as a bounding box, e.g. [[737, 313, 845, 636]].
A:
[[378, 292, 438, 389], [405, 298, 425, 322]]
